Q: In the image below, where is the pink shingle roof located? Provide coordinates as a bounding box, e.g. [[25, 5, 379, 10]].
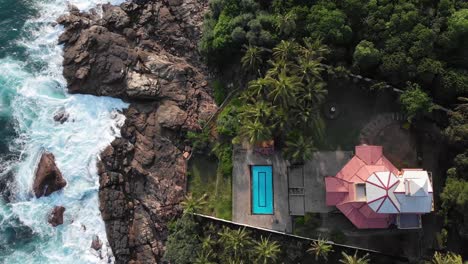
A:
[[325, 145, 396, 229]]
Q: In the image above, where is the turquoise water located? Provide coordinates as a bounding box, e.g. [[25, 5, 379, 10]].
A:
[[0, 0, 127, 263], [251, 165, 273, 214]]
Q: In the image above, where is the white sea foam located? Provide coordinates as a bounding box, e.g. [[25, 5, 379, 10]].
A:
[[0, 0, 129, 263]]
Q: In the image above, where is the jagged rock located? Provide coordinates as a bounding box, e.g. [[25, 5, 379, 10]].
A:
[[156, 101, 187, 129], [33, 153, 67, 198], [48, 206, 66, 227], [91, 235, 103, 251], [102, 5, 130, 30], [58, 0, 217, 263]]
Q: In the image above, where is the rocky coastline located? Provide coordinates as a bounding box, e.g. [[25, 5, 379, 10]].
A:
[[57, 0, 216, 262]]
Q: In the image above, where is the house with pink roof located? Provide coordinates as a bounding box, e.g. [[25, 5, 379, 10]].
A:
[[325, 145, 434, 229]]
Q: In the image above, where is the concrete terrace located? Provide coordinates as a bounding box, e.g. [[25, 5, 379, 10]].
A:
[[232, 144, 352, 233], [232, 145, 292, 232]]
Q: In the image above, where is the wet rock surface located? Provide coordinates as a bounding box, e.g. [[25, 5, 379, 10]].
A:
[[58, 0, 216, 263], [48, 206, 66, 227], [91, 235, 103, 251], [33, 152, 67, 198]]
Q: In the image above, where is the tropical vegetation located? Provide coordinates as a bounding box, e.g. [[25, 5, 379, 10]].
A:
[[184, 0, 468, 261]]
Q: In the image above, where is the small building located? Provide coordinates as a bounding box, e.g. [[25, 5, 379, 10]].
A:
[[325, 145, 434, 229]]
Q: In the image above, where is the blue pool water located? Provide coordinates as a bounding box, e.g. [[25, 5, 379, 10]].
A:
[[251, 165, 273, 214]]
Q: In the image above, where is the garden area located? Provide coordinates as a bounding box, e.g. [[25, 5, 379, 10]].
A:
[[178, 0, 468, 262]]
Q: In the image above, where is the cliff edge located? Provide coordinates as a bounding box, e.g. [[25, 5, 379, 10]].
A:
[[58, 0, 216, 262]]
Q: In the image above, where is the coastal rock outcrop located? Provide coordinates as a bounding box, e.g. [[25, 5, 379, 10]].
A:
[[58, 0, 216, 263], [48, 206, 66, 227], [33, 152, 67, 198]]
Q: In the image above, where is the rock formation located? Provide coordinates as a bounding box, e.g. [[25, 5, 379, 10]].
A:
[[53, 108, 69, 124], [48, 206, 66, 227], [34, 152, 67, 198], [58, 0, 216, 262], [91, 235, 103, 251]]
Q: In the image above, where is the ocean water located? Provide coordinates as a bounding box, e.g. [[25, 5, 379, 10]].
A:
[[0, 0, 128, 263]]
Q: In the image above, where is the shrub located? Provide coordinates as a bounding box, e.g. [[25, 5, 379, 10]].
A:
[[399, 83, 434, 122], [187, 127, 211, 153], [353, 40, 381, 71], [213, 79, 227, 105], [216, 101, 240, 137], [164, 215, 201, 264], [212, 143, 233, 177]]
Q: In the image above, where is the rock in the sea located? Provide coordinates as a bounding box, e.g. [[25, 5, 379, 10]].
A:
[[91, 235, 103, 251], [53, 109, 69, 124], [48, 206, 66, 227], [33, 152, 67, 198]]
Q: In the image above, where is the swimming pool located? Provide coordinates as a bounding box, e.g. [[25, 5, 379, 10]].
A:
[[251, 165, 274, 214]]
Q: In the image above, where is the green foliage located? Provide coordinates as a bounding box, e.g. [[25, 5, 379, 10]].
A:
[[181, 193, 208, 215], [218, 227, 253, 262], [353, 40, 381, 71], [241, 44, 265, 74], [430, 251, 463, 264], [307, 2, 353, 45], [339, 250, 370, 264], [435, 228, 448, 249], [252, 236, 281, 264], [283, 132, 316, 163], [187, 127, 212, 153], [399, 83, 434, 122], [213, 79, 227, 105], [447, 9, 468, 39], [440, 177, 468, 239], [216, 100, 241, 137], [212, 143, 233, 177], [164, 215, 201, 264], [307, 237, 334, 261], [237, 40, 328, 145]]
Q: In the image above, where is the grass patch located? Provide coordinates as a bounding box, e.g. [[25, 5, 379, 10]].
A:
[[187, 154, 232, 220]]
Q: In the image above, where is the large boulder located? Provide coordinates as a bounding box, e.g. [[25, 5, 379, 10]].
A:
[[48, 206, 66, 227], [33, 152, 67, 198]]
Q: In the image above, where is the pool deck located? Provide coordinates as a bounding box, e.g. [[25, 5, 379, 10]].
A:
[[232, 145, 292, 233], [232, 144, 353, 233]]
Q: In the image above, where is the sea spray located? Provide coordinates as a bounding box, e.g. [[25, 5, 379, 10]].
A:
[[0, 0, 128, 263]]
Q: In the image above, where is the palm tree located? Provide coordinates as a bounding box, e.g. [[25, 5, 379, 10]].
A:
[[239, 119, 272, 144], [201, 234, 216, 252], [266, 59, 294, 79], [241, 45, 264, 74], [301, 37, 329, 62], [252, 236, 281, 264], [272, 40, 300, 62], [194, 249, 217, 264], [244, 78, 269, 100], [265, 70, 302, 109], [430, 251, 463, 264], [180, 193, 207, 215], [283, 133, 316, 163], [239, 101, 273, 124], [307, 238, 334, 261], [301, 80, 327, 105], [339, 251, 370, 264], [298, 58, 323, 84], [218, 227, 253, 262]]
